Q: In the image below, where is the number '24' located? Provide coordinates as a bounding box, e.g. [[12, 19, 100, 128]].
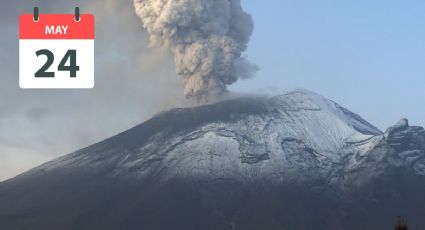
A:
[[35, 49, 80, 78]]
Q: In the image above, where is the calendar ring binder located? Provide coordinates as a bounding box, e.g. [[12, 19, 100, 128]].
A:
[[75, 7, 80, 22], [33, 7, 39, 22], [32, 7, 81, 22]]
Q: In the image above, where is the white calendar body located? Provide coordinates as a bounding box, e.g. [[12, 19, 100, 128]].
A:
[[19, 14, 95, 89], [19, 39, 94, 88]]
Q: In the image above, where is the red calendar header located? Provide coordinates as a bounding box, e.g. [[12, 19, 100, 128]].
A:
[[20, 14, 95, 39]]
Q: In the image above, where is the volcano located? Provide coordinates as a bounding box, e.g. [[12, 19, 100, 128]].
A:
[[0, 89, 424, 230]]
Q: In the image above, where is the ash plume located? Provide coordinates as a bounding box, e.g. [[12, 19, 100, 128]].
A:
[[134, 0, 257, 104]]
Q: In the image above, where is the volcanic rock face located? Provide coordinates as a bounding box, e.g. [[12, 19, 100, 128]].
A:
[[0, 90, 424, 230]]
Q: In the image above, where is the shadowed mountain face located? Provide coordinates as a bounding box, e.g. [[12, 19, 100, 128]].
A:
[[0, 90, 424, 230]]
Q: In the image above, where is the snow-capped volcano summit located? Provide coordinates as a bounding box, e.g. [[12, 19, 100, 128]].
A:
[[31, 90, 382, 183], [1, 90, 424, 230]]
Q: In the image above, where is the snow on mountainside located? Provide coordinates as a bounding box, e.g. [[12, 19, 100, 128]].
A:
[[345, 118, 425, 186], [2, 89, 425, 230], [23, 89, 392, 185]]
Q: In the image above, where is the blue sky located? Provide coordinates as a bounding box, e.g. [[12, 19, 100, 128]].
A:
[[234, 0, 425, 129]]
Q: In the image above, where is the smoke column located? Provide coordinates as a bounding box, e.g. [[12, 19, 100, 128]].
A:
[[134, 0, 257, 104]]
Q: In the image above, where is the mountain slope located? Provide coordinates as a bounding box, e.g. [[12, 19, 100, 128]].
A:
[[0, 90, 424, 230], [24, 90, 382, 182]]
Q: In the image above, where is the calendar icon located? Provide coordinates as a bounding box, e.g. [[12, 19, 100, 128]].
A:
[[19, 8, 95, 88]]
